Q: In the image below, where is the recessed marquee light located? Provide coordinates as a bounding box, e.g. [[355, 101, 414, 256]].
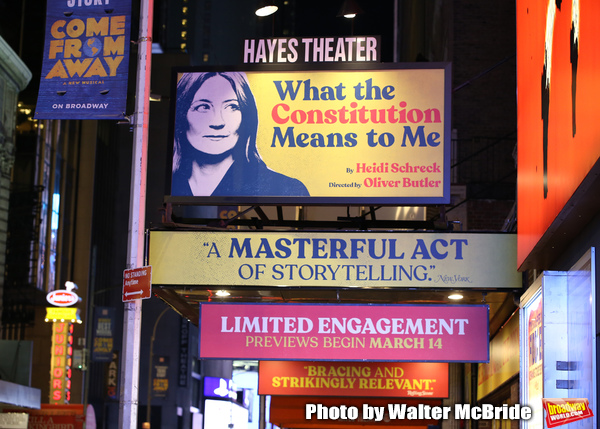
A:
[[448, 293, 463, 300], [215, 290, 230, 297]]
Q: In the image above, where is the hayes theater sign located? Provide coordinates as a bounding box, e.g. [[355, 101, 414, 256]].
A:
[[149, 231, 520, 289]]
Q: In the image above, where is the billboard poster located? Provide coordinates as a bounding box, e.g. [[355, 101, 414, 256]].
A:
[[35, 0, 132, 120], [521, 287, 543, 429], [516, 0, 600, 267], [258, 361, 449, 398], [149, 230, 521, 289], [198, 303, 489, 362], [477, 311, 520, 399], [168, 63, 450, 205], [152, 356, 169, 398], [91, 306, 115, 362], [527, 294, 543, 429]]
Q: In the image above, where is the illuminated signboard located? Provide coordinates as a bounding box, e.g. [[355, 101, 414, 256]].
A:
[[520, 283, 543, 429], [45, 307, 81, 323], [152, 356, 169, 398], [258, 361, 449, 398], [50, 321, 74, 404], [199, 303, 489, 362], [203, 377, 238, 400], [242, 36, 381, 64], [167, 63, 451, 205], [106, 352, 119, 400], [516, 0, 600, 267], [47, 290, 79, 307], [477, 312, 519, 399], [149, 230, 521, 289]]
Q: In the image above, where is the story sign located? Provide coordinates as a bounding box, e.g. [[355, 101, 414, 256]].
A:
[[198, 303, 489, 362], [149, 231, 521, 289]]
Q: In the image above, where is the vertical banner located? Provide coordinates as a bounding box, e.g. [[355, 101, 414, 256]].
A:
[[521, 286, 543, 429], [50, 321, 73, 404], [91, 306, 115, 362], [35, 0, 132, 119], [152, 356, 169, 398], [178, 317, 189, 387], [527, 294, 543, 429], [105, 351, 119, 400]]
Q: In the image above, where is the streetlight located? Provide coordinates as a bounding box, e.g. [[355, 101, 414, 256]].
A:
[[337, 0, 363, 18], [337, 0, 363, 35], [255, 1, 278, 17]]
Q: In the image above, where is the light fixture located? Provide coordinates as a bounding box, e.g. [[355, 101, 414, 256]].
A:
[[448, 293, 463, 300], [65, 281, 78, 291], [337, 0, 363, 18], [216, 290, 230, 297], [256, 1, 278, 17]]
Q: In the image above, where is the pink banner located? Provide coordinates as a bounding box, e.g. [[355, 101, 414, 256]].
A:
[[199, 303, 489, 362]]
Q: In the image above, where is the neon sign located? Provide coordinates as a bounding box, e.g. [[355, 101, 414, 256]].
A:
[[50, 321, 73, 404]]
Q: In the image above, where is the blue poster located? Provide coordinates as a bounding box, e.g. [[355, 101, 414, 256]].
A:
[[35, 0, 132, 120], [92, 306, 115, 362]]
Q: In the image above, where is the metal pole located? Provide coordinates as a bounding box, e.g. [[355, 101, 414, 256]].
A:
[[118, 0, 153, 427]]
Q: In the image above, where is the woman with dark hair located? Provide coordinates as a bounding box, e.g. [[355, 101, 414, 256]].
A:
[[171, 71, 309, 196]]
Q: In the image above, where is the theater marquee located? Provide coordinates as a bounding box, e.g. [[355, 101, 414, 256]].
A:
[[258, 361, 449, 398], [149, 230, 521, 289], [198, 303, 489, 362], [167, 63, 451, 205]]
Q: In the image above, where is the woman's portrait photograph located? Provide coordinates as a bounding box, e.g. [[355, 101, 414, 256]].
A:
[[171, 71, 310, 197]]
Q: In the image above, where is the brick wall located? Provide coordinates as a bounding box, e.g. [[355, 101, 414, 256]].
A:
[[467, 199, 515, 231]]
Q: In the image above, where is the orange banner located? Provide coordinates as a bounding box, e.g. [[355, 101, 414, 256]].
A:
[[517, 0, 600, 267]]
